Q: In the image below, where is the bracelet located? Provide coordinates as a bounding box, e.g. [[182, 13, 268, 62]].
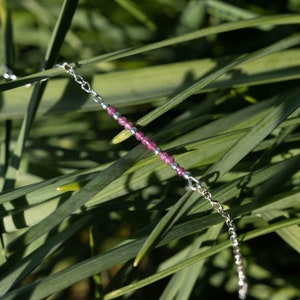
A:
[[58, 62, 248, 299]]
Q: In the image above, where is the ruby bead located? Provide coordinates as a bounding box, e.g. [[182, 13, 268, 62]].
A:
[[107, 106, 117, 116]]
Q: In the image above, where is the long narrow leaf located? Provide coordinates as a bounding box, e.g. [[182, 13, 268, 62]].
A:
[[2, 0, 79, 190], [113, 34, 300, 143], [207, 89, 300, 179], [0, 215, 91, 296]]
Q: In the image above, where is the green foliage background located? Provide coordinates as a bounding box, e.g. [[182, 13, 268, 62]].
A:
[[0, 1, 300, 299]]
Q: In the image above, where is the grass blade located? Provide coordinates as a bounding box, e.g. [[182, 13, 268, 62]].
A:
[[112, 33, 300, 143], [6, 146, 146, 252], [133, 191, 194, 267], [207, 89, 300, 179], [0, 216, 91, 295], [2, 0, 79, 191]]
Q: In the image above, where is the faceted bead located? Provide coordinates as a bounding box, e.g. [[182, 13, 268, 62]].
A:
[[176, 166, 186, 176], [141, 136, 152, 146], [118, 116, 127, 126], [118, 116, 133, 130], [158, 151, 167, 161], [147, 141, 157, 151], [124, 121, 133, 130], [159, 152, 175, 165], [166, 155, 175, 165], [107, 105, 117, 116], [135, 131, 145, 141]]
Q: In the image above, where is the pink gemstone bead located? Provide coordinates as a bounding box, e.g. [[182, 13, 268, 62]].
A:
[[176, 166, 186, 176], [135, 131, 145, 141], [118, 116, 127, 126], [141, 136, 152, 146], [118, 116, 133, 130], [159, 152, 175, 165], [147, 141, 157, 151], [107, 106, 117, 116], [124, 121, 133, 130]]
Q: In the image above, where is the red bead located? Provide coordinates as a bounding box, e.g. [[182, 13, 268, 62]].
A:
[[107, 106, 117, 116]]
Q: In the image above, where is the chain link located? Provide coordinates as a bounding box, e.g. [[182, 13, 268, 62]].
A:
[[61, 63, 98, 96]]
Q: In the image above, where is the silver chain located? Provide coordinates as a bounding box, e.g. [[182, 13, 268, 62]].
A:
[[58, 62, 248, 299], [187, 175, 248, 299]]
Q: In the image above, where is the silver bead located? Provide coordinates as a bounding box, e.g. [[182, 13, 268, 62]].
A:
[[130, 127, 137, 135], [154, 147, 161, 155]]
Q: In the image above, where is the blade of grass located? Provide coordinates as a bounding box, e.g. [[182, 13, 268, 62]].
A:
[[112, 33, 300, 144], [115, 0, 156, 31], [0, 0, 14, 68], [20, 0, 82, 50], [159, 224, 223, 300], [78, 14, 300, 67], [0, 215, 91, 296], [0, 0, 14, 189], [2, 14, 300, 92], [2, 49, 300, 119], [3, 211, 300, 300], [133, 191, 194, 267], [206, 0, 259, 22], [102, 218, 300, 300], [6, 145, 146, 252], [207, 89, 300, 180], [2, 0, 79, 191], [263, 211, 300, 254]]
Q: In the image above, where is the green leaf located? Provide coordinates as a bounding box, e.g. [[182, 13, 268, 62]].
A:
[[113, 34, 300, 143], [0, 216, 91, 296], [6, 145, 146, 252], [115, 0, 156, 31], [103, 217, 300, 300], [159, 224, 223, 300], [207, 89, 300, 179], [133, 191, 194, 267], [2, 0, 79, 191]]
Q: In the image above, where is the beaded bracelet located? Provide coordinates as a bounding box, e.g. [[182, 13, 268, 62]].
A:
[[58, 62, 248, 299]]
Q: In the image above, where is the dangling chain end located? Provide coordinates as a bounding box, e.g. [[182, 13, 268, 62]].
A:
[[185, 174, 248, 299]]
